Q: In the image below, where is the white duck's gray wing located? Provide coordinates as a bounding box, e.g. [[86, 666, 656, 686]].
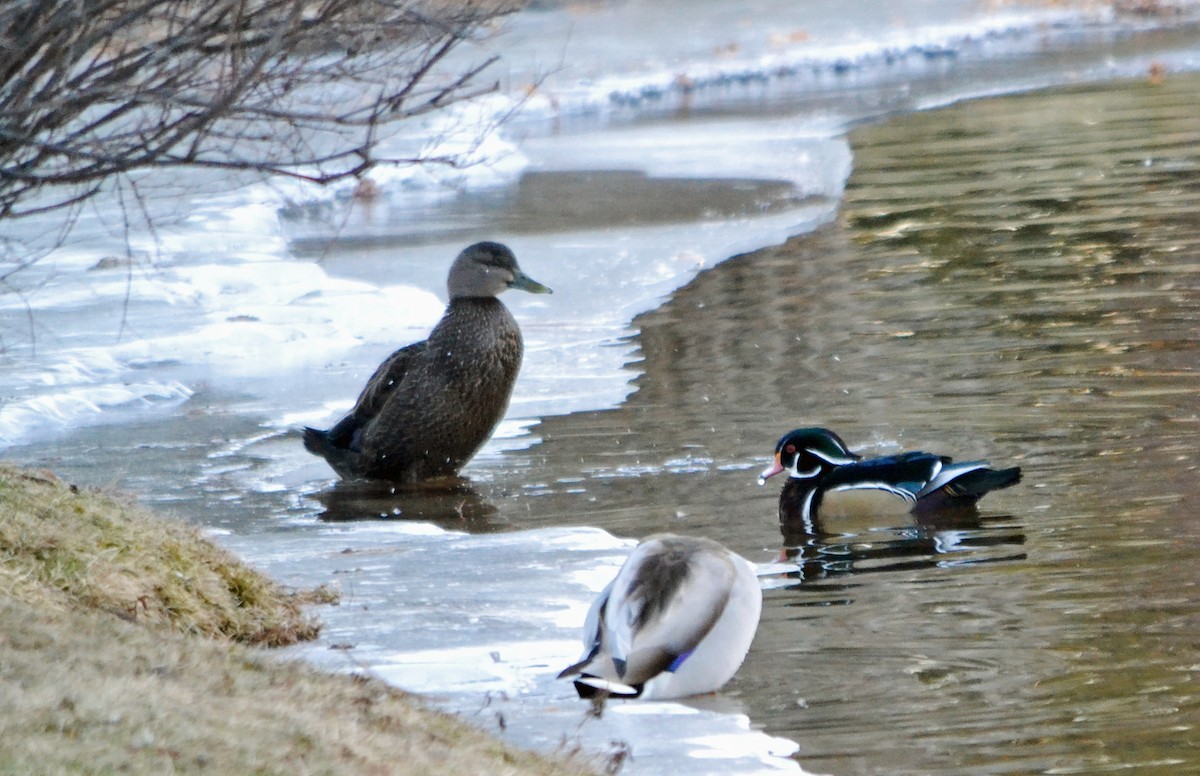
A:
[[558, 575, 645, 698], [607, 539, 737, 687], [634, 550, 761, 700]]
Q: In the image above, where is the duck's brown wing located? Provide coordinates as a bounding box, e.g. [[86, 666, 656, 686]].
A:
[[325, 341, 426, 449], [355, 341, 427, 418]]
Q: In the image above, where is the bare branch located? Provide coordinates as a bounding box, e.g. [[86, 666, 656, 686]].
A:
[[0, 0, 520, 219]]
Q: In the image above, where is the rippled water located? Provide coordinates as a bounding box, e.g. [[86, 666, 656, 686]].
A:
[[508, 74, 1200, 773], [317, 72, 1199, 773], [228, 72, 1200, 774]]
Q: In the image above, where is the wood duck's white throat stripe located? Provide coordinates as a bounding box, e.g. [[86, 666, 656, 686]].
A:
[[800, 486, 818, 524], [787, 461, 822, 479]]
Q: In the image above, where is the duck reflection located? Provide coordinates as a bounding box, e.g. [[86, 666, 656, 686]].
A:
[[312, 478, 502, 532], [777, 505, 1026, 585]]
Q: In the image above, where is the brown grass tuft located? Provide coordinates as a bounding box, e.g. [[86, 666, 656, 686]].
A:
[[0, 462, 594, 774], [0, 596, 591, 775], [0, 463, 319, 645]]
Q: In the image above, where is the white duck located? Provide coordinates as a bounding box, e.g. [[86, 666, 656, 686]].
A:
[[558, 534, 762, 700]]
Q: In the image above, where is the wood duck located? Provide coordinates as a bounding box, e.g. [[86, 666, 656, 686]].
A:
[[303, 242, 551, 483], [558, 534, 762, 701], [759, 427, 1022, 530]]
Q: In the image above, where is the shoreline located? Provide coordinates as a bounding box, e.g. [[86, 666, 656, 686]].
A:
[[0, 463, 591, 775]]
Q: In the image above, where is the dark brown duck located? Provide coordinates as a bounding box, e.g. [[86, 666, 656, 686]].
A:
[[303, 242, 552, 483]]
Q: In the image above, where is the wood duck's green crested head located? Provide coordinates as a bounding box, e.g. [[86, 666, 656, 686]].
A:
[[758, 427, 861, 485], [447, 241, 553, 299]]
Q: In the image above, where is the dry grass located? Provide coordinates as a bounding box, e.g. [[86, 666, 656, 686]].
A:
[[0, 463, 592, 775], [0, 464, 318, 645], [0, 598, 586, 775]]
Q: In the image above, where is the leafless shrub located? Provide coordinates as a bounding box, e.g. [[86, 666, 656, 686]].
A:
[[0, 0, 519, 220]]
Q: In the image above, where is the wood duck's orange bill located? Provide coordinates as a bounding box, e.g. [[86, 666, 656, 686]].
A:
[[758, 453, 785, 484]]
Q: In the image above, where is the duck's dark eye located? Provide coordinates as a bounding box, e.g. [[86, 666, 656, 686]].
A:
[[784, 444, 796, 454]]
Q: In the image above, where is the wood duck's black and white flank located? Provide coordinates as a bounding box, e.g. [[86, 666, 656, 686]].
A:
[[558, 534, 762, 701], [303, 241, 551, 484], [759, 427, 1022, 530]]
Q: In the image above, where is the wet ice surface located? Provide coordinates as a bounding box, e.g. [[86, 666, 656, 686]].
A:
[[4, 1, 1200, 773], [227, 524, 804, 773]]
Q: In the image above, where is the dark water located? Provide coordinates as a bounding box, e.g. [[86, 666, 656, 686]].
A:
[[458, 74, 1198, 774], [192, 71, 1200, 774]]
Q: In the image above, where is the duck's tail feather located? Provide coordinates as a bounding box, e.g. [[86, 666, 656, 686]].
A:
[[556, 647, 599, 681], [572, 675, 642, 699], [302, 426, 336, 456], [303, 426, 365, 479], [946, 465, 1022, 498]]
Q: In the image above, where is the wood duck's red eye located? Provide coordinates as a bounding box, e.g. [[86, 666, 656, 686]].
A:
[[784, 444, 796, 454]]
